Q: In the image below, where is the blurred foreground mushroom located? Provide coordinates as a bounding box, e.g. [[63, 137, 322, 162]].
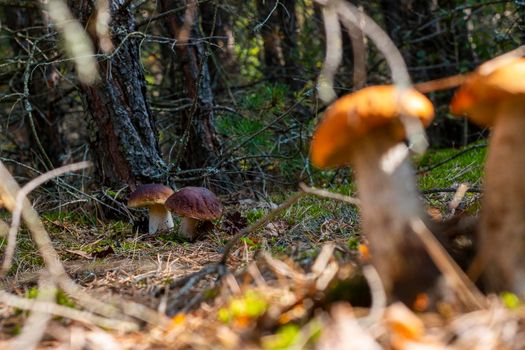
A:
[[310, 85, 438, 300], [165, 187, 222, 241], [128, 184, 174, 234], [450, 57, 525, 293]]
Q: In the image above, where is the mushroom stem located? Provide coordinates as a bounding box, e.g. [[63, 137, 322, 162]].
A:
[[179, 217, 201, 241], [351, 127, 434, 298], [478, 99, 525, 293], [148, 204, 174, 234]]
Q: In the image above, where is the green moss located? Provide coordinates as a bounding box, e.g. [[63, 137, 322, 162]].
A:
[[415, 142, 487, 190]]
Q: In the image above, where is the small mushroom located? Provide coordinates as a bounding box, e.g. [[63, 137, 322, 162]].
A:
[[310, 85, 435, 298], [165, 186, 222, 241], [128, 184, 174, 234], [450, 57, 525, 293]]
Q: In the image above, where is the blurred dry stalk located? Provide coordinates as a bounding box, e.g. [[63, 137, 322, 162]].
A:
[[45, 0, 99, 84], [315, 0, 428, 154], [93, 0, 114, 53], [1, 161, 92, 274]]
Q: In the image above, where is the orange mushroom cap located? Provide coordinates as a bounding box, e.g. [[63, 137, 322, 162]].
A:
[[450, 57, 525, 126], [310, 85, 434, 168]]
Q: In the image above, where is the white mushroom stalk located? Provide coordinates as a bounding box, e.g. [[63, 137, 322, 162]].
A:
[[148, 204, 174, 234], [128, 184, 175, 235], [179, 217, 201, 240]]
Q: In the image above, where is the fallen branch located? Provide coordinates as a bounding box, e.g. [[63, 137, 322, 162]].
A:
[[220, 191, 306, 265], [299, 183, 360, 205], [164, 191, 307, 315], [421, 187, 482, 195]]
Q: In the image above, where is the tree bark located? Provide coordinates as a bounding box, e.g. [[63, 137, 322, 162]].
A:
[[158, 0, 222, 173], [69, 0, 166, 189]]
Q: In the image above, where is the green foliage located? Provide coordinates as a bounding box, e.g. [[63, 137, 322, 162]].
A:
[[347, 235, 360, 251], [240, 236, 261, 249], [246, 208, 267, 224]]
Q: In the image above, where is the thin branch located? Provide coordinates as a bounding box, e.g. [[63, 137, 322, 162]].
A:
[[417, 143, 487, 174], [421, 187, 482, 195], [299, 183, 360, 205], [220, 191, 306, 264], [414, 73, 467, 93]]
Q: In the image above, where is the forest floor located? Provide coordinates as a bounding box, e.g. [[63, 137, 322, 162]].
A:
[[3, 142, 524, 349]]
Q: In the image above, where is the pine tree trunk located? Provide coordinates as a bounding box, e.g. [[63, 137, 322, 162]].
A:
[[69, 0, 166, 189], [158, 0, 222, 173]]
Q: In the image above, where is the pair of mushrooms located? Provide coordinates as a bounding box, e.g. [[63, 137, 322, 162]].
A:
[[128, 185, 222, 241], [310, 56, 525, 295]]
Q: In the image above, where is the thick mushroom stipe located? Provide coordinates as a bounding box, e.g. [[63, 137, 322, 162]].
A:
[[452, 59, 525, 293], [165, 187, 222, 241], [148, 204, 175, 235], [128, 184, 175, 234], [310, 85, 437, 299]]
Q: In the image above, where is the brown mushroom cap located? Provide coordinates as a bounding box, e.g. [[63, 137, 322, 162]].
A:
[[128, 184, 174, 208], [165, 187, 222, 220], [310, 85, 434, 168], [450, 57, 525, 126]]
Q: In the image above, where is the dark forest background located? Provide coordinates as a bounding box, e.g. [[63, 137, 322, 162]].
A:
[[0, 0, 521, 203]]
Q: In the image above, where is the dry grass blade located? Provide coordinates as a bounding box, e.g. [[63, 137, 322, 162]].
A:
[[358, 265, 386, 328], [317, 0, 342, 103], [8, 273, 55, 350], [0, 291, 138, 331], [333, 0, 428, 154]]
